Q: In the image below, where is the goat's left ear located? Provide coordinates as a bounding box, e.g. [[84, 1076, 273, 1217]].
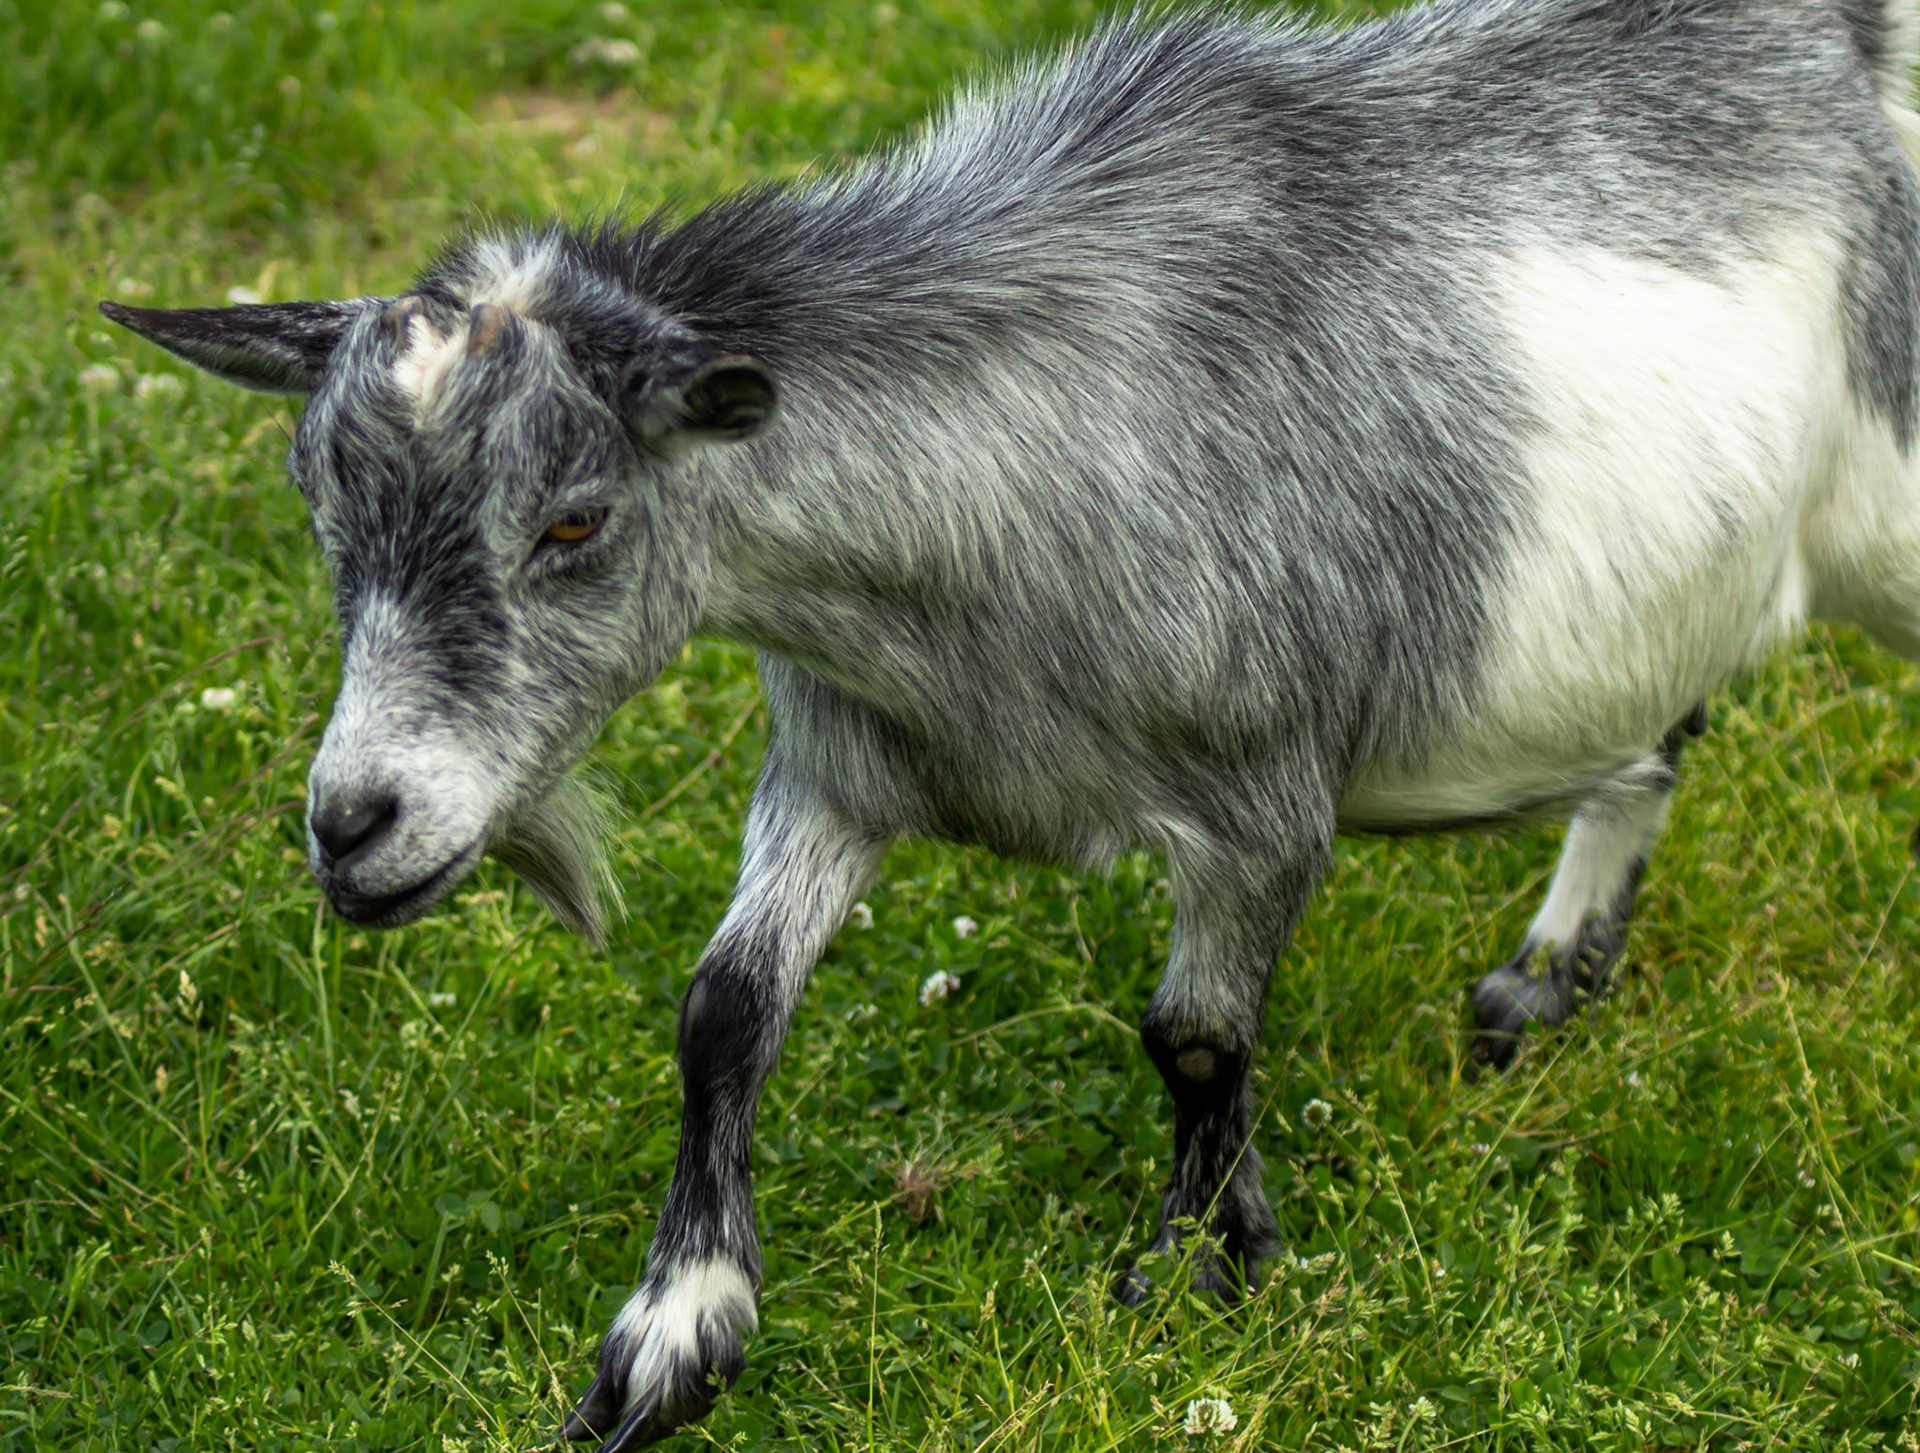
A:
[[630, 353, 779, 446], [97, 297, 381, 395]]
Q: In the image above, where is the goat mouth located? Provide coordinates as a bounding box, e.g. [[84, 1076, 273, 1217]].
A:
[[325, 843, 480, 927]]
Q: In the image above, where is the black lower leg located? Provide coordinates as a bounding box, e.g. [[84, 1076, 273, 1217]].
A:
[[1134, 1020, 1278, 1296]]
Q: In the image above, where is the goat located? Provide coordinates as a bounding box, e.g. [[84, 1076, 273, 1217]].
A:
[[103, 0, 1920, 1442]]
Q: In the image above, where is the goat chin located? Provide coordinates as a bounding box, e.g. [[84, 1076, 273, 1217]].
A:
[[488, 776, 620, 948]]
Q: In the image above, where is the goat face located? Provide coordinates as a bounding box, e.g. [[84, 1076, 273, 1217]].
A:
[[101, 256, 778, 942]]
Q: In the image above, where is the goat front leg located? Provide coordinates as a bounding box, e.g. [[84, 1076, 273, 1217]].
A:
[[1122, 848, 1324, 1303], [563, 762, 886, 1451]]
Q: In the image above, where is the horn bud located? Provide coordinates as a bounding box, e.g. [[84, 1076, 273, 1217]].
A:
[[381, 294, 425, 343], [468, 302, 509, 356]]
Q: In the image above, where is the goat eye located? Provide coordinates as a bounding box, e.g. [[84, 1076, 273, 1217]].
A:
[[545, 509, 605, 544]]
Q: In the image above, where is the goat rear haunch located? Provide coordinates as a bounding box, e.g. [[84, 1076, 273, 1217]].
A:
[[103, 0, 1920, 1442]]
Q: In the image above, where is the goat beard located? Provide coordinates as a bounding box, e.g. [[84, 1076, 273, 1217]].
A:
[[488, 775, 621, 947]]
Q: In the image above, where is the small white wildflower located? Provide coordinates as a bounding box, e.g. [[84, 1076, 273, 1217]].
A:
[[1469, 1141, 1490, 1156], [1798, 1168, 1817, 1189], [199, 686, 237, 712], [599, 2, 631, 21], [135, 372, 184, 402], [847, 901, 873, 930], [278, 74, 301, 99], [918, 970, 960, 1007], [1182, 1398, 1237, 1436], [135, 17, 163, 42], [1839, 1351, 1860, 1369], [115, 277, 154, 299], [1409, 1396, 1438, 1424], [1301, 1097, 1332, 1132], [1432, 1260, 1446, 1279], [315, 10, 338, 29], [225, 286, 262, 305], [1626, 1069, 1643, 1087], [428, 991, 457, 1009], [569, 36, 641, 67], [97, 0, 129, 19], [951, 915, 978, 939], [78, 363, 120, 397]]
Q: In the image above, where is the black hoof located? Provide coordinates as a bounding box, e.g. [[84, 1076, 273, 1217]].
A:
[[560, 1299, 747, 1450], [560, 1369, 624, 1443], [1114, 1265, 1153, 1307]]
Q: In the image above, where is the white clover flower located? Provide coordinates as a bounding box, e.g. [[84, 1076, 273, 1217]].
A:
[[1626, 1069, 1643, 1087], [918, 969, 960, 1006], [1409, 1396, 1438, 1424], [600, 2, 631, 21], [115, 277, 154, 299], [428, 991, 457, 1008], [569, 36, 642, 67], [78, 363, 120, 397], [1469, 1141, 1490, 1156], [199, 686, 237, 711], [225, 285, 262, 305], [951, 914, 978, 939], [1301, 1097, 1332, 1132], [97, 0, 129, 20], [847, 901, 873, 930], [278, 75, 301, 98], [1182, 1398, 1237, 1436], [135, 372, 183, 402], [135, 17, 163, 42], [315, 10, 338, 30], [1798, 1167, 1817, 1189]]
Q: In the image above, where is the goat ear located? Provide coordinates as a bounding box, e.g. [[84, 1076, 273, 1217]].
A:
[[630, 353, 779, 446], [97, 297, 380, 395]]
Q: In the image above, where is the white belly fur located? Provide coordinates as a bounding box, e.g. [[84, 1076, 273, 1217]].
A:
[[1341, 230, 1864, 829]]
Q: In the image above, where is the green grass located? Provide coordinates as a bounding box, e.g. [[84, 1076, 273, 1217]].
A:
[[8, 1, 1920, 1448]]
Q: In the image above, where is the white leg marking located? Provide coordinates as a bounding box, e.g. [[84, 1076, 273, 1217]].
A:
[[610, 1258, 757, 1410], [1527, 764, 1672, 950]]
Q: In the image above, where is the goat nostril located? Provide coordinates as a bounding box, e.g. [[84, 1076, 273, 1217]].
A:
[[312, 796, 399, 866]]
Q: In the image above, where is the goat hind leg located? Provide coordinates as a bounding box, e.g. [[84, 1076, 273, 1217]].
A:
[[1472, 707, 1701, 1069]]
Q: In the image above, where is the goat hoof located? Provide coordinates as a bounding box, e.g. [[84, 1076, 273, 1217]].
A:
[[563, 1266, 754, 1450], [1470, 961, 1552, 1070], [1116, 1245, 1249, 1306]]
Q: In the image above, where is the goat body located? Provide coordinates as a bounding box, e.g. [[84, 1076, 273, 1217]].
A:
[[104, 0, 1920, 1443]]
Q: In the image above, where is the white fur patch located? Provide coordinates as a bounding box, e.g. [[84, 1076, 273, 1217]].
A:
[[391, 313, 470, 414], [609, 1259, 757, 1410], [389, 237, 561, 413], [1526, 761, 1673, 948], [1342, 231, 1851, 828], [464, 235, 561, 314]]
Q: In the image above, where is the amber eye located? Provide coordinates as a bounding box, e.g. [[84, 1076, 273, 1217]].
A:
[[545, 509, 605, 544]]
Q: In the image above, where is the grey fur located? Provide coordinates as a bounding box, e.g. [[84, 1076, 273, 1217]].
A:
[[492, 775, 622, 947], [102, 0, 1920, 1443]]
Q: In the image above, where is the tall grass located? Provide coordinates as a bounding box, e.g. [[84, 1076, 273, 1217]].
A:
[[7, 1, 1920, 1449]]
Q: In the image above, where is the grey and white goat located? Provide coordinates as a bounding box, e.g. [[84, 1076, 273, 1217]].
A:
[[105, 0, 1920, 1441]]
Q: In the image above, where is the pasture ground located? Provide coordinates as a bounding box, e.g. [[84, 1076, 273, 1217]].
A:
[[7, 1, 1920, 1448]]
